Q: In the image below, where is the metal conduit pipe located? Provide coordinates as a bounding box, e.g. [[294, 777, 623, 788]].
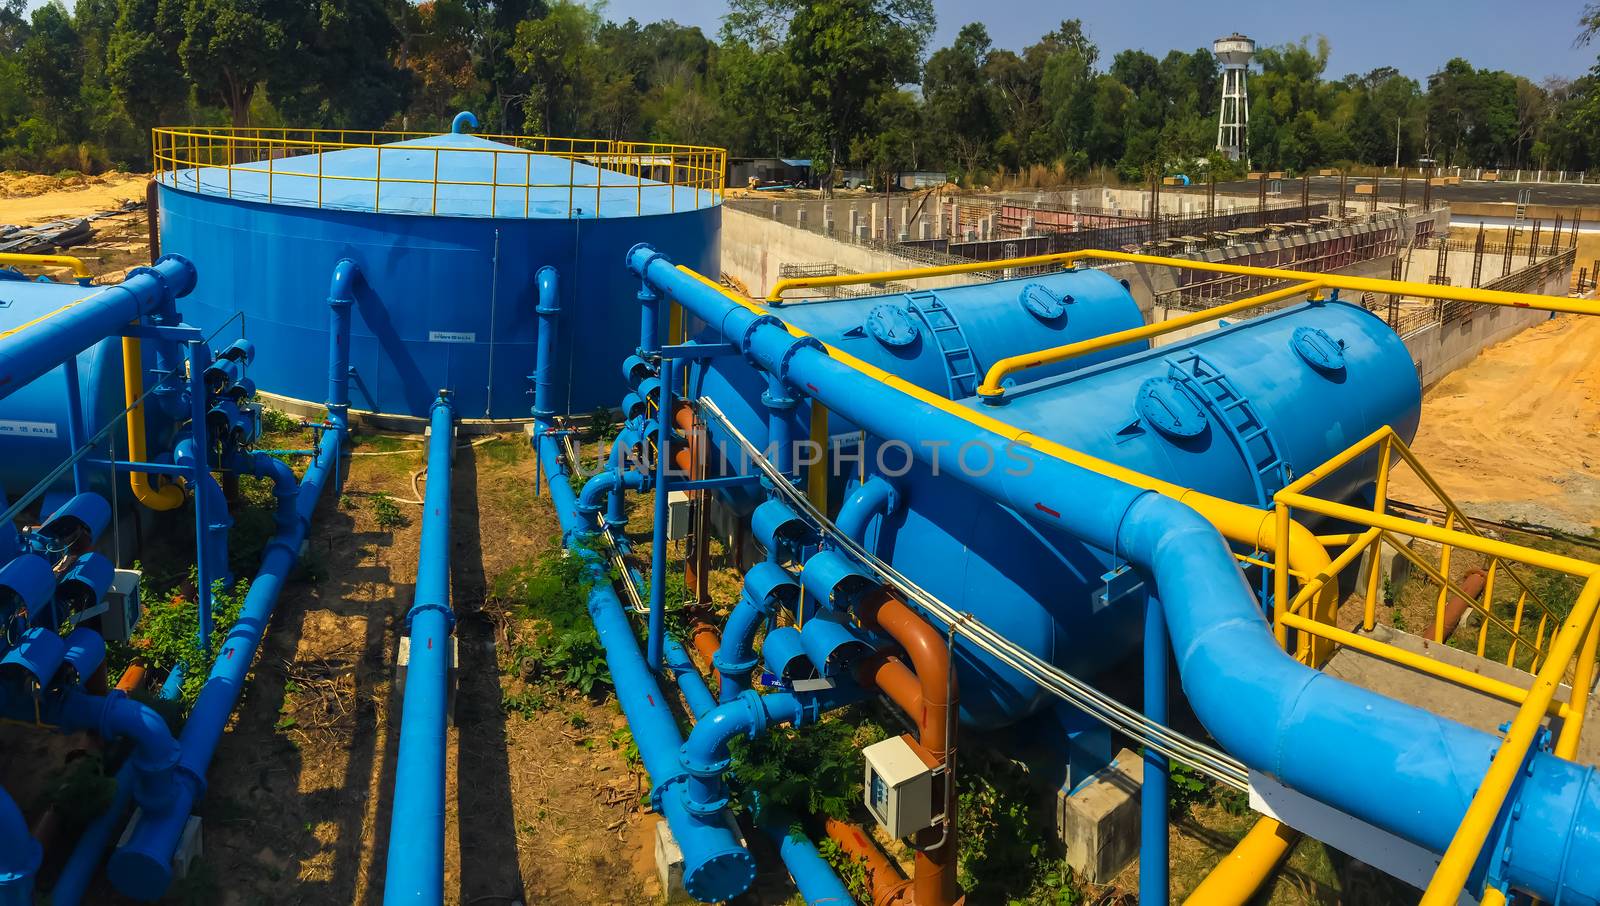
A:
[[535, 426, 754, 902], [627, 246, 1600, 903], [383, 392, 456, 904], [0, 255, 195, 402]]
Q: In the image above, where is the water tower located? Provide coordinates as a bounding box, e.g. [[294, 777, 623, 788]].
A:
[[1214, 33, 1254, 162]]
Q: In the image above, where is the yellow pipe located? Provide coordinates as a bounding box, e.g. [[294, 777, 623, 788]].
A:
[[807, 401, 830, 514], [1183, 818, 1298, 905], [766, 248, 1600, 318], [976, 280, 1324, 398], [0, 252, 92, 281], [121, 337, 185, 511], [685, 266, 1342, 656], [1422, 575, 1600, 903]]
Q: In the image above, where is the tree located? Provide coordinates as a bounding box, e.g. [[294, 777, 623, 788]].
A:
[[511, 0, 601, 134], [176, 0, 294, 127], [923, 22, 994, 178]]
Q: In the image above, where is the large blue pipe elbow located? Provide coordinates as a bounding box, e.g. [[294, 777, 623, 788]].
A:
[[577, 468, 646, 521], [0, 786, 40, 906], [108, 418, 339, 900], [0, 255, 194, 403], [384, 394, 455, 904], [50, 689, 182, 813], [833, 476, 898, 547], [227, 450, 299, 530]]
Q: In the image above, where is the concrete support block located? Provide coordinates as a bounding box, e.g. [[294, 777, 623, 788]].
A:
[[870, 202, 881, 238], [796, 207, 808, 229], [918, 217, 930, 240], [856, 224, 869, 243], [1057, 748, 1143, 885], [771, 202, 779, 220], [1023, 215, 1035, 237], [900, 206, 910, 232], [654, 819, 696, 905], [824, 219, 835, 237], [822, 203, 832, 225]]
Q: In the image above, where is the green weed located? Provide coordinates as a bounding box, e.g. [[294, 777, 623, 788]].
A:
[[371, 493, 408, 530]]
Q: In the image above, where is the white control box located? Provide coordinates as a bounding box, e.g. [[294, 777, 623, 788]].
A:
[[667, 490, 692, 540], [863, 734, 937, 838]]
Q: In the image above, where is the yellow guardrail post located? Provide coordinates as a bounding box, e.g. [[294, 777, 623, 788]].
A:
[[1363, 436, 1392, 631]]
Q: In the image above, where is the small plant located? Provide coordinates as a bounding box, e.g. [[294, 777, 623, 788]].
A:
[[259, 407, 298, 436], [566, 709, 589, 730], [729, 710, 886, 823], [490, 547, 614, 697], [818, 834, 870, 902], [371, 493, 407, 530], [128, 572, 251, 711], [1167, 760, 1211, 818], [502, 687, 547, 718], [588, 406, 620, 443], [38, 753, 116, 836]]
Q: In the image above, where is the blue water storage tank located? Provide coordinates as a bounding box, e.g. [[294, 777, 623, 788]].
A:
[[692, 269, 1150, 459], [156, 125, 721, 419], [863, 300, 1420, 727], [0, 279, 145, 499]]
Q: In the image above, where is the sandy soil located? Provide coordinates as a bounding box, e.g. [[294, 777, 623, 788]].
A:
[[0, 171, 148, 226], [1386, 314, 1600, 534]]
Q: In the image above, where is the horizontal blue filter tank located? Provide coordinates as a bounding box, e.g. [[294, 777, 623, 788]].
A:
[[0, 279, 156, 499], [866, 300, 1421, 727], [692, 268, 1150, 461], [158, 130, 721, 419]]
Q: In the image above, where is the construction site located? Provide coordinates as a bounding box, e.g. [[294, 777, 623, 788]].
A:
[[2, 6, 1600, 904]]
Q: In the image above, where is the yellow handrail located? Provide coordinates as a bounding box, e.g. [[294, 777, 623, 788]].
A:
[[0, 252, 92, 282], [765, 247, 1600, 318], [1420, 575, 1600, 903], [151, 126, 727, 218], [975, 280, 1324, 397], [121, 337, 184, 511]]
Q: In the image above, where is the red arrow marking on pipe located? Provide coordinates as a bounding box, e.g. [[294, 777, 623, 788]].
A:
[[647, 694, 656, 707], [427, 637, 433, 650], [805, 383, 819, 393], [1034, 502, 1060, 518]]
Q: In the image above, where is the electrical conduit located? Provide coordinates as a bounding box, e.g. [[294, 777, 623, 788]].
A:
[[383, 392, 456, 903]]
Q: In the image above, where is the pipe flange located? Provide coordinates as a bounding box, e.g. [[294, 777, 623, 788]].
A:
[[682, 787, 730, 818], [626, 243, 669, 279], [126, 265, 173, 304], [404, 600, 456, 634], [711, 650, 760, 677], [777, 336, 826, 387], [739, 315, 785, 363]]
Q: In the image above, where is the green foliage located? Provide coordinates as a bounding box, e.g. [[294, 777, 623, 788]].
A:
[[492, 547, 613, 697], [818, 834, 871, 902], [370, 493, 407, 530], [128, 571, 252, 710], [38, 752, 116, 837], [258, 406, 298, 436], [728, 710, 886, 824], [1167, 759, 1249, 819]]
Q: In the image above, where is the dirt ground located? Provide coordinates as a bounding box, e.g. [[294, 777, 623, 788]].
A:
[[0, 170, 147, 225], [1386, 314, 1600, 534]]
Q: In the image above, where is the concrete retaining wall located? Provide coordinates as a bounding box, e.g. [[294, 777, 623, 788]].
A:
[[721, 207, 982, 298], [1400, 264, 1567, 388]]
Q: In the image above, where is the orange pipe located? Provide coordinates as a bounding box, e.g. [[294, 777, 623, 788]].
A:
[[857, 591, 960, 906], [116, 661, 148, 693], [1423, 568, 1488, 642], [824, 815, 912, 906]]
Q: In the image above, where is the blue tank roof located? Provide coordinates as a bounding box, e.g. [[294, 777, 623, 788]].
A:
[[159, 131, 716, 219]]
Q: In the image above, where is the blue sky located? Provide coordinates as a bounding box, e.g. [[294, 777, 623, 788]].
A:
[[22, 0, 1599, 82]]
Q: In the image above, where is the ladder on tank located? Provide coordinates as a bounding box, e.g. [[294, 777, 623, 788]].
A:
[[1166, 351, 1290, 507], [905, 292, 981, 398]]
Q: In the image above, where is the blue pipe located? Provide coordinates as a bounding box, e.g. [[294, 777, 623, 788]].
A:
[[49, 689, 181, 813], [833, 476, 897, 549], [326, 259, 359, 432], [533, 267, 559, 419], [383, 393, 456, 904], [1142, 596, 1168, 906], [0, 787, 39, 906], [637, 274, 661, 357], [173, 438, 231, 588], [758, 818, 855, 905], [626, 244, 1600, 903], [0, 255, 194, 403], [648, 361, 673, 673], [538, 426, 755, 902], [760, 373, 795, 478], [451, 110, 478, 134], [107, 416, 343, 899], [680, 688, 857, 819], [577, 468, 646, 525], [712, 561, 798, 703], [225, 451, 299, 530]]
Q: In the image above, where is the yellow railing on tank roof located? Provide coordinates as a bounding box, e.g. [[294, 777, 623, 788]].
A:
[[150, 126, 727, 218]]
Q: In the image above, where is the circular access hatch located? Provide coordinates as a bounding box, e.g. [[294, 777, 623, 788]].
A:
[[1019, 283, 1071, 321], [1291, 326, 1347, 373], [865, 304, 921, 348], [1136, 377, 1209, 438]]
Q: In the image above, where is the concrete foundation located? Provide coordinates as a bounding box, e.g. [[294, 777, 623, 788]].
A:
[[653, 819, 696, 905], [1057, 747, 1144, 885]]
